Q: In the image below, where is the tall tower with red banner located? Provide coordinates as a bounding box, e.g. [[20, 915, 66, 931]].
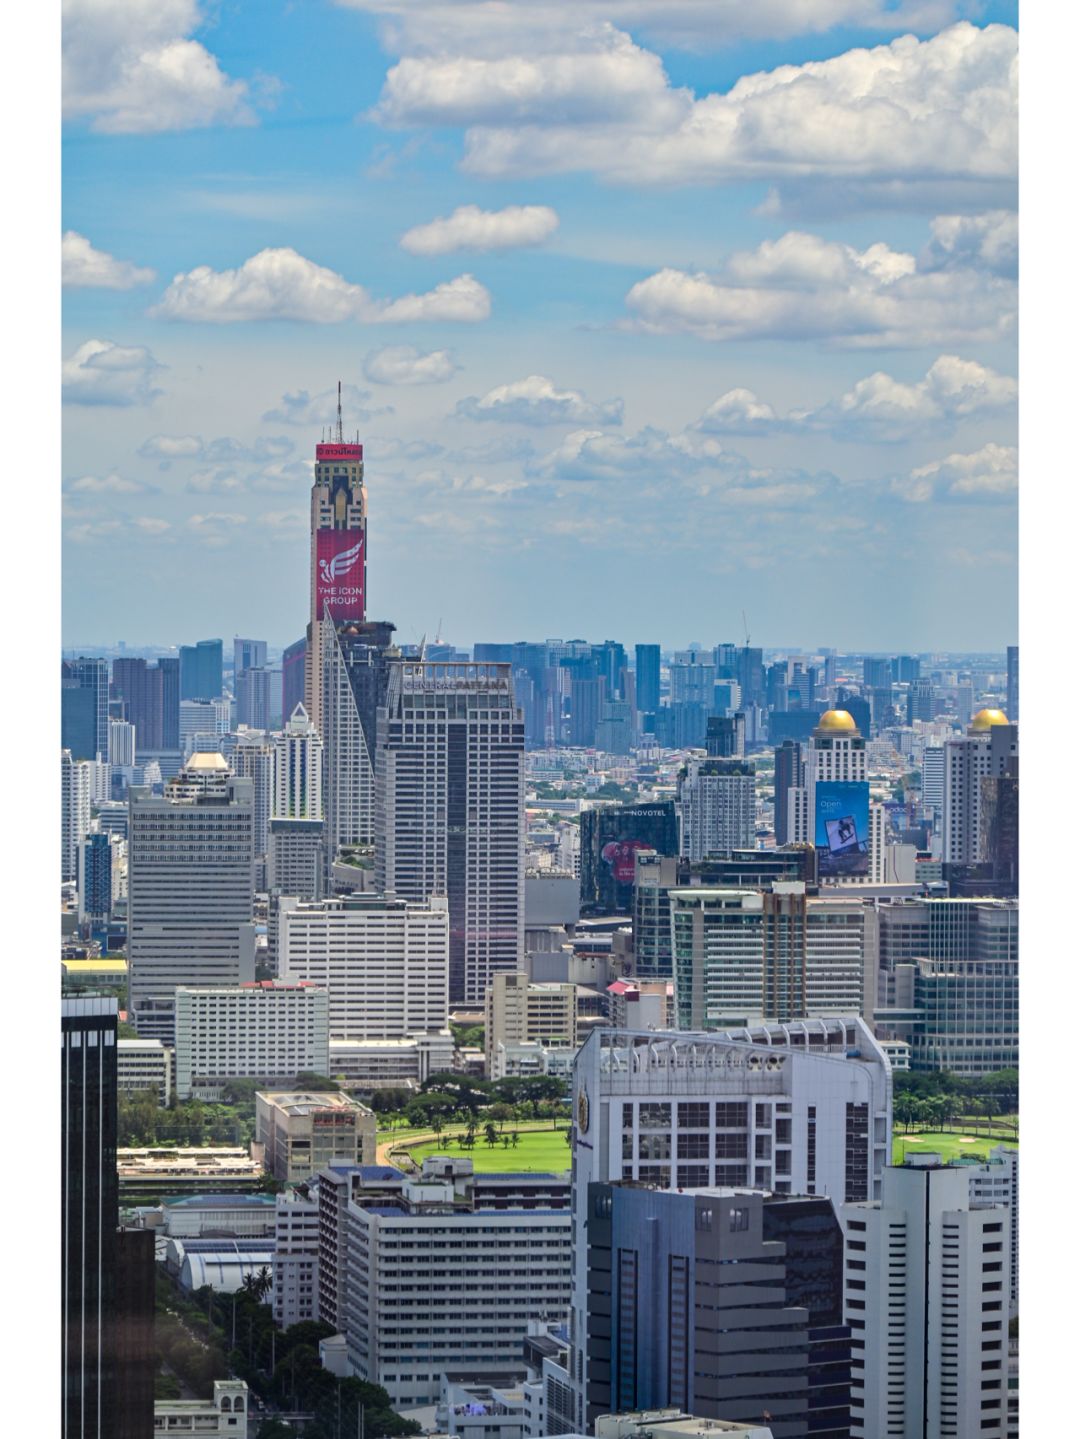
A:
[[305, 382, 367, 735]]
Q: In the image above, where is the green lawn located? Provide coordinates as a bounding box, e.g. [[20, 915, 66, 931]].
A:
[[892, 1129, 1019, 1165], [396, 1127, 573, 1173]]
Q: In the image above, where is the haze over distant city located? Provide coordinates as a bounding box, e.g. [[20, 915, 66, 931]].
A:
[[63, 0, 1018, 651]]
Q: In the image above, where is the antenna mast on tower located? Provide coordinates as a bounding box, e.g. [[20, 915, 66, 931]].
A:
[[336, 379, 344, 444]]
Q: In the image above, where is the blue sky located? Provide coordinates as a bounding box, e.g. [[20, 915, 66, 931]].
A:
[[62, 0, 1018, 652]]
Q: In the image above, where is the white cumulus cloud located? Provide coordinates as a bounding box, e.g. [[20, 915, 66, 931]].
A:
[[895, 442, 1018, 502], [370, 21, 1016, 201], [697, 355, 1017, 442], [923, 210, 1018, 277], [63, 472, 156, 494], [152, 248, 491, 324], [63, 0, 257, 133], [625, 221, 1016, 348], [364, 346, 461, 385], [62, 339, 163, 406], [400, 204, 559, 255], [457, 375, 623, 426], [62, 232, 156, 288], [339, 2, 968, 54], [138, 434, 295, 466]]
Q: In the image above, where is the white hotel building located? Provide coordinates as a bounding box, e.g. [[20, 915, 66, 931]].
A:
[[567, 1021, 892, 1434], [173, 982, 329, 1099], [277, 892, 449, 1040]]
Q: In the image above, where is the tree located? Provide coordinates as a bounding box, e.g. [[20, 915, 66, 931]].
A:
[[510, 1130, 520, 1148], [431, 1116, 444, 1140], [484, 1121, 499, 1149]]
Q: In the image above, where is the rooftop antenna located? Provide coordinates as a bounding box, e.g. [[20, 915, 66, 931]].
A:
[[336, 379, 344, 444]]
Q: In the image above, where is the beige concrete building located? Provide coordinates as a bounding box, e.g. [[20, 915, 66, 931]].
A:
[[484, 972, 577, 1077], [255, 1089, 375, 1183]]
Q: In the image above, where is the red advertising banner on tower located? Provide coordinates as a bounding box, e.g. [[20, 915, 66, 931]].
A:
[[316, 529, 365, 620]]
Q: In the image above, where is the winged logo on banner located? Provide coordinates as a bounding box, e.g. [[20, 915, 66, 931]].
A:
[[319, 539, 363, 585]]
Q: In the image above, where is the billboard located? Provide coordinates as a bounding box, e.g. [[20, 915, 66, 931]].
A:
[[316, 529, 365, 621], [814, 780, 870, 878], [601, 838, 653, 887]]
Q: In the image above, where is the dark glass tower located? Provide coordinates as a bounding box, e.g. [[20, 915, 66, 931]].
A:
[[62, 997, 119, 1438], [62, 657, 110, 759], [635, 644, 661, 717]]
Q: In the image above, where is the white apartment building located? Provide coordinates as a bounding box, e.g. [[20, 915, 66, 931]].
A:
[[178, 699, 231, 754], [568, 1021, 892, 1433], [485, 972, 577, 1076], [127, 754, 256, 1042], [108, 718, 137, 769], [117, 1038, 173, 1104], [669, 883, 872, 1030], [272, 703, 323, 820], [273, 1191, 320, 1329], [375, 660, 525, 1008], [232, 730, 274, 864], [676, 758, 756, 862], [340, 1159, 572, 1407], [328, 1032, 454, 1086], [841, 1155, 1011, 1439], [968, 1145, 1019, 1312], [61, 749, 91, 885], [173, 982, 330, 1099], [277, 892, 449, 1040], [942, 710, 1017, 865]]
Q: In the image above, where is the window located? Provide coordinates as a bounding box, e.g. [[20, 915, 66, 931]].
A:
[[729, 1207, 749, 1233]]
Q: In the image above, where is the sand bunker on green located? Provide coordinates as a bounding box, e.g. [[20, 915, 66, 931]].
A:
[[892, 1129, 1018, 1164]]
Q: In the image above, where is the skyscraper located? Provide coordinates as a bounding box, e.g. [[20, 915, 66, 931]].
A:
[[584, 1183, 850, 1437], [157, 656, 180, 750], [375, 659, 524, 1006], [580, 802, 679, 916], [306, 385, 367, 735], [62, 656, 109, 760], [282, 636, 307, 723], [1006, 644, 1019, 723], [677, 757, 756, 861], [112, 657, 164, 752], [62, 996, 119, 1438], [235, 665, 271, 729], [773, 738, 805, 845], [841, 1154, 1010, 1438], [942, 708, 1017, 866], [127, 753, 255, 1041], [234, 637, 268, 675], [179, 639, 223, 701], [269, 703, 325, 900], [62, 748, 92, 884], [634, 643, 661, 716], [322, 618, 398, 859]]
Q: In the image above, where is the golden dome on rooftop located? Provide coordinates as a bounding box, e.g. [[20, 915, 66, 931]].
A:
[[816, 709, 858, 733], [970, 707, 1009, 731]]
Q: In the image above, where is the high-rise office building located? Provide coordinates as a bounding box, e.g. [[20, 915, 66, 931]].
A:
[[236, 666, 271, 730], [676, 757, 756, 861], [112, 657, 164, 752], [774, 738, 805, 845], [158, 656, 180, 750], [876, 896, 1018, 1074], [62, 748, 92, 884], [282, 636, 307, 722], [127, 754, 255, 1041], [306, 387, 367, 735], [787, 710, 879, 882], [705, 713, 745, 757], [78, 830, 121, 930], [863, 657, 891, 690], [322, 618, 398, 858], [632, 850, 681, 980], [232, 730, 274, 867], [1006, 645, 1018, 724], [635, 644, 661, 716], [906, 678, 938, 724], [669, 883, 870, 1029], [375, 660, 524, 1006], [942, 709, 1017, 865], [841, 1154, 1010, 1439], [179, 638, 223, 701], [581, 802, 679, 916], [63, 656, 110, 761], [108, 719, 137, 769], [583, 1183, 850, 1437], [568, 1023, 892, 1433], [570, 673, 605, 747], [62, 996, 119, 1438], [892, 655, 921, 684], [234, 637, 268, 676]]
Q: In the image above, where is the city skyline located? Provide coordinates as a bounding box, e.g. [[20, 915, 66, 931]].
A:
[[62, 1, 1018, 650]]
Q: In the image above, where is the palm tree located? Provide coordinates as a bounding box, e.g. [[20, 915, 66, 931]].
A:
[[484, 1121, 499, 1150], [511, 1130, 520, 1148], [432, 1116, 444, 1142]]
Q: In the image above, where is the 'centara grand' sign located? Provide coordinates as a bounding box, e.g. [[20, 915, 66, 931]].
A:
[[316, 529, 365, 620]]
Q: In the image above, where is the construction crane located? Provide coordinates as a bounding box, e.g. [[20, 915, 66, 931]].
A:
[[742, 610, 751, 648]]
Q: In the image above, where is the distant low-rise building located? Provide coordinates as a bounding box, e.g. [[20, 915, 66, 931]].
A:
[[117, 1038, 173, 1105], [485, 972, 577, 1077], [154, 1379, 250, 1437], [256, 1090, 375, 1183]]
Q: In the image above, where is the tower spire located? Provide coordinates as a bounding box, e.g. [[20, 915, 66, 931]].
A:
[[336, 379, 343, 444]]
